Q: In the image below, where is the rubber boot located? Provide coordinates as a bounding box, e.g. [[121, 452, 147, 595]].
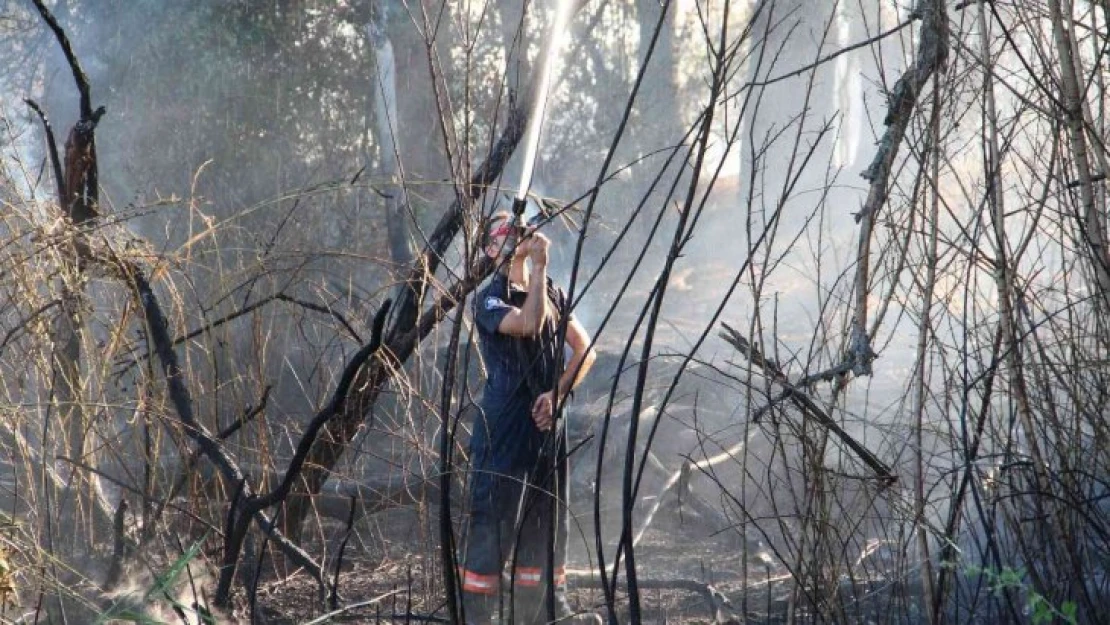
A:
[[463, 591, 497, 625]]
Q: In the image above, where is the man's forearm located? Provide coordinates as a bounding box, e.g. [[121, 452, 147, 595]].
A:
[[557, 346, 596, 400], [520, 265, 548, 334]]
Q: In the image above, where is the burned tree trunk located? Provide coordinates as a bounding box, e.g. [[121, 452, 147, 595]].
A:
[[52, 110, 105, 501], [17, 3, 121, 621], [28, 0, 110, 545]]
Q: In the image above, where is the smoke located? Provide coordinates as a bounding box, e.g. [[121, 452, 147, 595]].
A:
[[101, 565, 225, 625], [6, 0, 1107, 620]]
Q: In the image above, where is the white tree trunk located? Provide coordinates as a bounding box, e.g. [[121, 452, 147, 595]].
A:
[[368, 12, 412, 268]]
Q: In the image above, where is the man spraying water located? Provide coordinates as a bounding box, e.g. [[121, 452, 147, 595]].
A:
[[460, 210, 598, 624], [458, 1, 594, 619]]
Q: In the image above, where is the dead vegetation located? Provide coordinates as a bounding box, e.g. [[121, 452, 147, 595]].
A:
[[1, 0, 1109, 623]]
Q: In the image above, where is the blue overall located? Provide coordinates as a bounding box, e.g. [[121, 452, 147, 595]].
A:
[[462, 271, 570, 608]]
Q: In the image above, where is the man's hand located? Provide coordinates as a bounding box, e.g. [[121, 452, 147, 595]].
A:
[[516, 231, 550, 269], [531, 390, 557, 432]]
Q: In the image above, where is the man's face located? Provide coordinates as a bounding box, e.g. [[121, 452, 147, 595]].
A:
[[486, 219, 514, 260]]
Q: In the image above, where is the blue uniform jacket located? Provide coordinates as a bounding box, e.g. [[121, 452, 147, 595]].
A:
[[471, 272, 568, 473]]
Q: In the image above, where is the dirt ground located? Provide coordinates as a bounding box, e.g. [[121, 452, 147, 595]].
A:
[[248, 503, 767, 624]]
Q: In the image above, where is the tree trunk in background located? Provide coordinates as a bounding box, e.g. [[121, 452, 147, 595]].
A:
[[500, 0, 530, 96], [1049, 0, 1110, 313], [631, 0, 681, 235], [368, 6, 413, 269], [833, 2, 863, 170], [392, 2, 451, 214]]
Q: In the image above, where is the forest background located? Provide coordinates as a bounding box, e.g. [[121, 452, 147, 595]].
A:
[[0, 0, 1108, 623]]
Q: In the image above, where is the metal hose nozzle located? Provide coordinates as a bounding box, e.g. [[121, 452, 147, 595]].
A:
[[511, 196, 528, 221]]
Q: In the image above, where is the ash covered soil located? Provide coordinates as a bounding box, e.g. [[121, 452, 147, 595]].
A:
[[250, 503, 767, 624]]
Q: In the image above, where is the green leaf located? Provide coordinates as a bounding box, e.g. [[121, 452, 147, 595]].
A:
[[997, 567, 1023, 589], [95, 534, 207, 624], [1028, 595, 1051, 625], [143, 535, 206, 604], [1062, 600, 1078, 624]]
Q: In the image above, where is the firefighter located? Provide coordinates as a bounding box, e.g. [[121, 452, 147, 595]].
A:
[[461, 210, 599, 624]]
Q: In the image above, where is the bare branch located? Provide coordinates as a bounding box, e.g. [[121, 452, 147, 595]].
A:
[[747, 16, 920, 89], [28, 0, 92, 118], [720, 323, 895, 483], [851, 0, 949, 375], [23, 99, 64, 203]]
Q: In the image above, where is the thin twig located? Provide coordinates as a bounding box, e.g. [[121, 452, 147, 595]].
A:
[[329, 495, 359, 610], [116, 292, 362, 376], [217, 385, 272, 440]]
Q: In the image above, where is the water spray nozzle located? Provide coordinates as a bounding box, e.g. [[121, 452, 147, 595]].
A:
[[509, 196, 530, 240], [501, 196, 538, 258], [511, 196, 528, 219]]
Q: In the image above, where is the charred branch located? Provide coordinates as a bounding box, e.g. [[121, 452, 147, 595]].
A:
[[250, 300, 391, 511], [23, 99, 64, 203], [1066, 172, 1107, 188], [385, 102, 528, 340], [29, 0, 108, 572], [29, 0, 104, 223], [217, 385, 271, 441], [29, 0, 93, 119], [720, 323, 895, 483], [115, 292, 361, 378], [118, 259, 326, 605], [329, 495, 359, 610], [103, 499, 128, 591], [851, 0, 949, 376]]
